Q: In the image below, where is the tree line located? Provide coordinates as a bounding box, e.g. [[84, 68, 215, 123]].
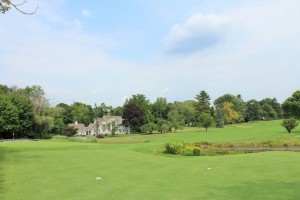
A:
[[0, 84, 299, 138]]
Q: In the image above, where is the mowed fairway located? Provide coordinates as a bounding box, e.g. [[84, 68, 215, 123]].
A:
[[1, 120, 300, 200]]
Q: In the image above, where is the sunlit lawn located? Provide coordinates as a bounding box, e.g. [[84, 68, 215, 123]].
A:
[[1, 120, 300, 200]]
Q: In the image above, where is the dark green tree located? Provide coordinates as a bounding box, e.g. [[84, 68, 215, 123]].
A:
[[282, 91, 300, 119], [194, 90, 211, 115], [281, 118, 299, 134], [128, 94, 153, 123], [245, 99, 262, 122], [260, 98, 282, 119], [122, 102, 145, 132]]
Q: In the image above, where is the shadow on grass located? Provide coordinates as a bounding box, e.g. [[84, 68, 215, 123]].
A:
[[209, 180, 300, 200]]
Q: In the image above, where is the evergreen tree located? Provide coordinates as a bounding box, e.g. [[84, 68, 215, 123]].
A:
[[215, 107, 224, 128]]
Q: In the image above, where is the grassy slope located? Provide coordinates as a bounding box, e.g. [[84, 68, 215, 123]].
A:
[[1, 120, 300, 200]]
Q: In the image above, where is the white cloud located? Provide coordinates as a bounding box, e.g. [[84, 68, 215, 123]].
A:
[[73, 19, 82, 30], [164, 13, 231, 54], [81, 9, 90, 17]]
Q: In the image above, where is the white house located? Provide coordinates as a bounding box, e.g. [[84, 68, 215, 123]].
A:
[[69, 116, 130, 136]]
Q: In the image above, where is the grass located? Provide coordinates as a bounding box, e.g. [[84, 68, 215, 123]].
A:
[[1, 120, 300, 199]]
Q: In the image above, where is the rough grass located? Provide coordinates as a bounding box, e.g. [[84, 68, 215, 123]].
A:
[[1, 120, 300, 200]]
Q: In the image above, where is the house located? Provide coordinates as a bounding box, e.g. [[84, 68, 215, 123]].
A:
[[69, 116, 130, 136]]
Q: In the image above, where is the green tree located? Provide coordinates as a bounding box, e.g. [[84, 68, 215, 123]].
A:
[[215, 107, 224, 128], [167, 110, 185, 132], [214, 94, 245, 123], [194, 90, 211, 115], [260, 98, 282, 119], [222, 102, 243, 124], [23, 85, 49, 116], [281, 118, 299, 134], [71, 102, 95, 126], [282, 91, 300, 119], [62, 126, 78, 137], [261, 103, 277, 120], [94, 103, 112, 118], [111, 106, 123, 116], [106, 121, 119, 136], [56, 103, 74, 125], [152, 97, 169, 121], [140, 122, 158, 134], [128, 94, 153, 123], [199, 113, 214, 132], [123, 102, 145, 132], [0, 94, 19, 138], [245, 99, 262, 122]]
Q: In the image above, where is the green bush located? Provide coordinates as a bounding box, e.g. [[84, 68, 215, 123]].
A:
[[96, 134, 105, 139], [165, 141, 185, 155]]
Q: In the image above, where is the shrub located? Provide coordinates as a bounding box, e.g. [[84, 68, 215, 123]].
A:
[[62, 126, 78, 137], [183, 145, 201, 156], [165, 141, 185, 155], [281, 118, 299, 134], [96, 134, 105, 139]]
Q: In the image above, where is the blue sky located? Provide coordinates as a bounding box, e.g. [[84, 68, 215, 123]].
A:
[[1, 0, 299, 106]]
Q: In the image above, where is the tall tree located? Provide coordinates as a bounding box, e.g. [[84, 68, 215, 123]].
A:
[[128, 94, 153, 123], [71, 102, 95, 126], [214, 94, 245, 123], [122, 102, 145, 132], [260, 98, 282, 119], [23, 85, 49, 116], [94, 103, 112, 118], [215, 107, 224, 128], [245, 99, 262, 122], [282, 90, 300, 119], [199, 113, 214, 132], [152, 97, 169, 122], [194, 90, 211, 115]]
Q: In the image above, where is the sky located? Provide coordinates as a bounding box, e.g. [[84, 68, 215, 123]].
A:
[[1, 0, 299, 107]]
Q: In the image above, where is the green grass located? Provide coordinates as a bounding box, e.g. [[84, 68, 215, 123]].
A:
[[1, 120, 300, 200]]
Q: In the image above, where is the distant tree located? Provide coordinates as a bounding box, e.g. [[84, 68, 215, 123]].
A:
[[140, 122, 158, 134], [123, 102, 145, 132], [167, 110, 185, 132], [194, 90, 211, 115], [281, 118, 299, 134], [71, 102, 95, 126], [260, 98, 282, 119], [62, 126, 78, 137], [23, 85, 49, 116], [56, 103, 74, 124], [94, 103, 112, 118], [152, 97, 169, 121], [111, 106, 123, 116], [261, 103, 277, 120], [161, 124, 170, 133], [199, 113, 214, 132], [245, 99, 262, 122], [214, 94, 245, 122], [0, 94, 19, 138], [215, 107, 224, 128], [222, 102, 243, 124], [128, 94, 153, 123], [282, 91, 300, 119], [168, 100, 197, 126], [31, 115, 54, 138], [156, 119, 171, 133]]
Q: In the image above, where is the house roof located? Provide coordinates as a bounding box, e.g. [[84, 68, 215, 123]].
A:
[[96, 115, 123, 125]]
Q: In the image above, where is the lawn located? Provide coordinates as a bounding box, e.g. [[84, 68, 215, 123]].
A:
[[1, 120, 300, 200]]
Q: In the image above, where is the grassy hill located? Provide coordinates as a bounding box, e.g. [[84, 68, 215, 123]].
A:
[[1, 120, 300, 200]]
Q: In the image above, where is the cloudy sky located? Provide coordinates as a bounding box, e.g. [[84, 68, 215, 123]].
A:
[[1, 0, 299, 106]]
